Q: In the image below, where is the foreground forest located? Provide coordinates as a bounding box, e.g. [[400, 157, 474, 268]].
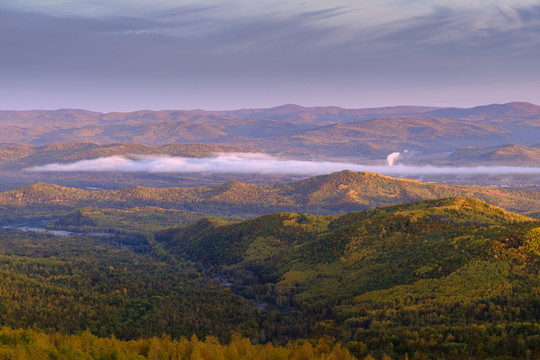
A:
[[0, 196, 539, 358], [0, 327, 354, 360]]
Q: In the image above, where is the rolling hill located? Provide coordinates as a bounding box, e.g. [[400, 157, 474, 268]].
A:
[[2, 171, 540, 222], [50, 206, 207, 233], [428, 102, 540, 144], [448, 144, 540, 165], [0, 105, 437, 127], [291, 117, 510, 153], [156, 197, 540, 358], [157, 197, 535, 302], [2, 101, 540, 359]]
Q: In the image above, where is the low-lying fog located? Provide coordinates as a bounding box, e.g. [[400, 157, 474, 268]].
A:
[[26, 152, 540, 176]]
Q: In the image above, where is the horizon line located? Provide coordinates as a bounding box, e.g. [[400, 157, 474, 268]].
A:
[[0, 100, 537, 113]]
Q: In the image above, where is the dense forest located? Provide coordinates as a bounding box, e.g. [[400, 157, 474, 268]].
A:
[[0, 230, 258, 340], [0, 197, 539, 358], [155, 197, 540, 358]]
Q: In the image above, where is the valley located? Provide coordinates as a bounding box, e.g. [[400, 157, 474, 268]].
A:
[[0, 196, 538, 359], [0, 102, 539, 359]]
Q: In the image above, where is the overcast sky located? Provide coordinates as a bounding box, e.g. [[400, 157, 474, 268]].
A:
[[1, 0, 539, 111]]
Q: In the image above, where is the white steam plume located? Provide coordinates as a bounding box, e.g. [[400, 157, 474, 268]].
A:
[[386, 152, 401, 166], [26, 152, 540, 176]]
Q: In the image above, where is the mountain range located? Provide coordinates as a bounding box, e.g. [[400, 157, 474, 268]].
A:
[[1, 102, 539, 156]]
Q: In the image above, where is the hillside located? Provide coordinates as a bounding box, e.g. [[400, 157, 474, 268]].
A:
[[3, 102, 536, 129], [50, 206, 207, 233], [156, 197, 540, 358], [293, 117, 510, 153], [2, 171, 540, 222], [427, 102, 540, 144], [158, 197, 533, 295], [0, 116, 512, 155], [0, 142, 250, 168], [448, 144, 540, 165]]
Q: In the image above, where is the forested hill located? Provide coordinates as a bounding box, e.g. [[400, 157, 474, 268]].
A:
[[2, 171, 540, 218], [0, 196, 539, 358], [156, 197, 540, 358]]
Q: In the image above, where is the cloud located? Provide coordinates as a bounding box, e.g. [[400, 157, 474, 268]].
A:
[[26, 153, 540, 176], [1, 1, 540, 110], [4, 0, 538, 38]]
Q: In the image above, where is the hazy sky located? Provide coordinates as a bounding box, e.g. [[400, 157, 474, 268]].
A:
[[1, 0, 540, 111]]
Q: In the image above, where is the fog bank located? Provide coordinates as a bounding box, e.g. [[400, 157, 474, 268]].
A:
[[26, 153, 540, 176]]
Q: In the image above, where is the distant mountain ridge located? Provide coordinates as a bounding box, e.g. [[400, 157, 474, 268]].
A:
[[428, 101, 540, 119], [3, 102, 537, 126], [0, 102, 538, 155], [0, 104, 439, 126]]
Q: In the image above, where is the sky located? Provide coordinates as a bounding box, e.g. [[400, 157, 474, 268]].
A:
[[1, 0, 540, 111]]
